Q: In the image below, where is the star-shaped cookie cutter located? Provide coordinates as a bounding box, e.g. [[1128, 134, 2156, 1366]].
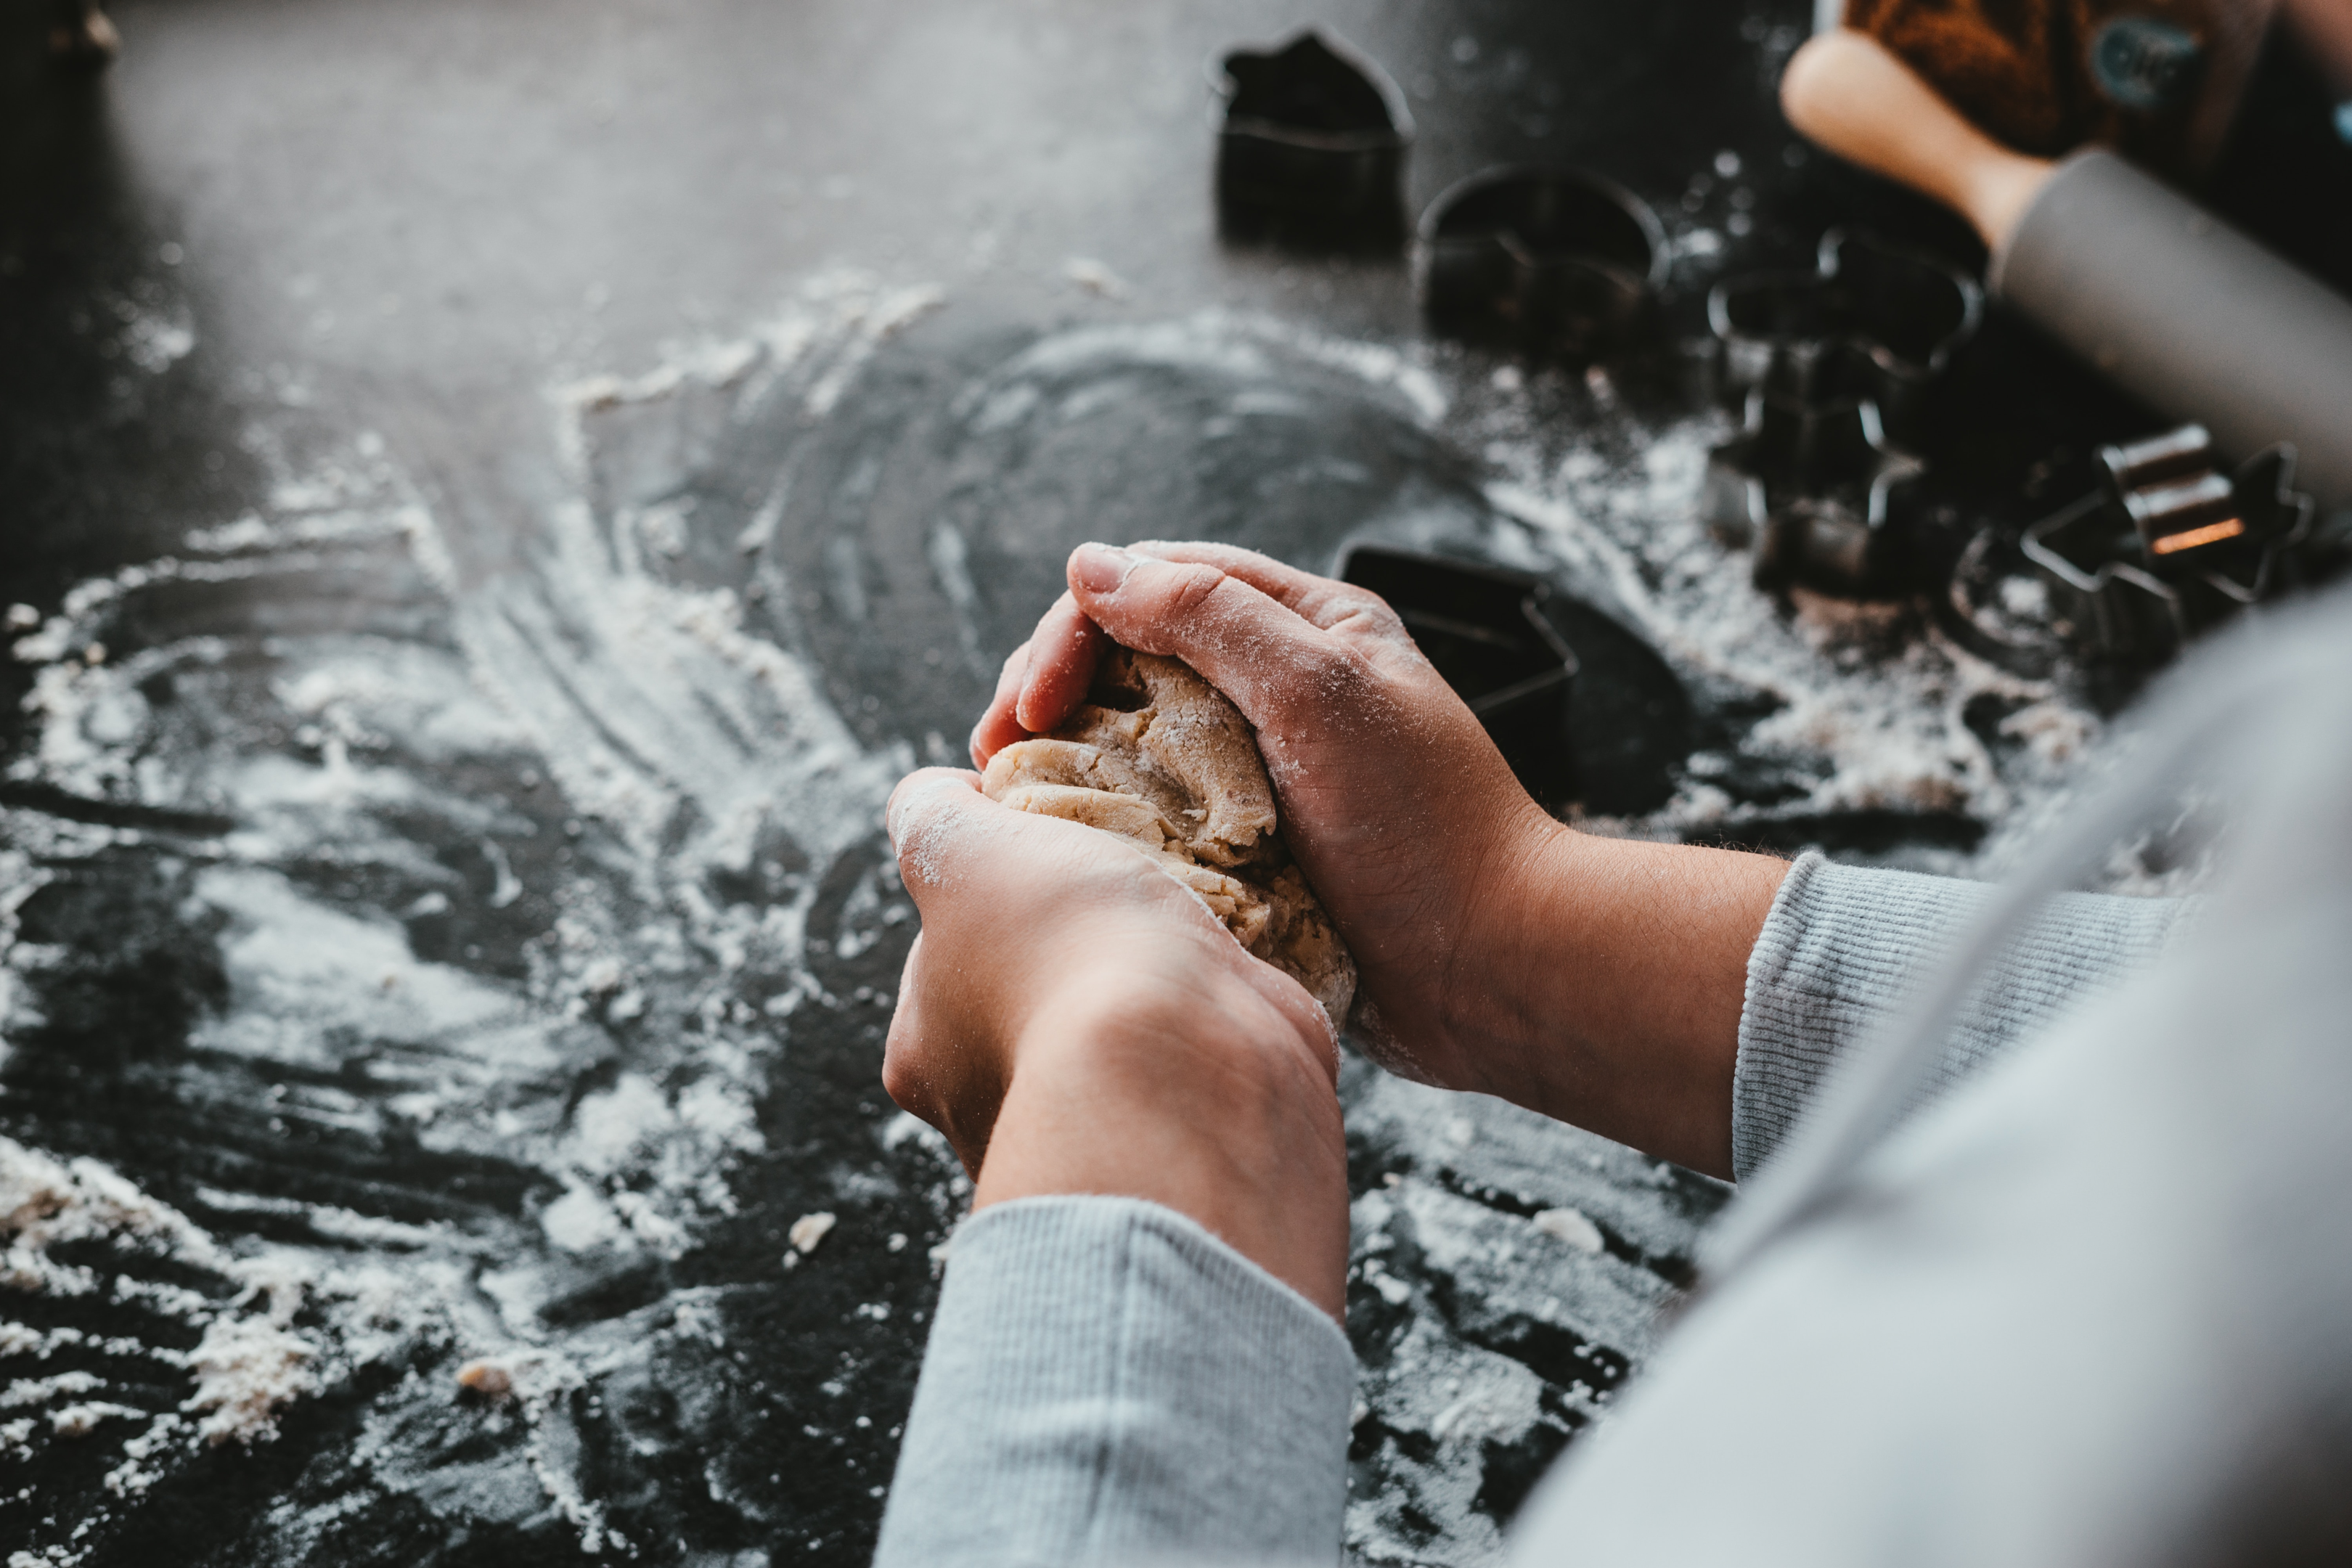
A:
[[1415, 166, 1667, 362], [2022, 424, 2316, 665], [1703, 391, 1927, 598], [1709, 227, 1983, 446], [1212, 28, 1414, 247]]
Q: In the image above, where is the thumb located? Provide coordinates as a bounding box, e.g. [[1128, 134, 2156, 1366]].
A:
[[889, 764, 1148, 911], [886, 768, 1007, 900], [1065, 543, 1357, 734]]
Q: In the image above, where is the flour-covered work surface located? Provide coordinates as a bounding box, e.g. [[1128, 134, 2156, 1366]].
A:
[[0, 276, 2184, 1568], [7, 0, 2335, 1563]]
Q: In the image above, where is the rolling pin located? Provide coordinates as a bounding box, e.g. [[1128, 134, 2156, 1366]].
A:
[[1781, 28, 2352, 510]]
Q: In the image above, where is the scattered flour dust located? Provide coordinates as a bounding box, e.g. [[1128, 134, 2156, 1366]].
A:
[[491, 271, 925, 890], [0, 267, 2136, 1568], [957, 308, 1447, 431], [0, 1131, 335, 1506], [180, 1315, 321, 1446], [1473, 402, 2102, 871], [1, 271, 950, 1560]]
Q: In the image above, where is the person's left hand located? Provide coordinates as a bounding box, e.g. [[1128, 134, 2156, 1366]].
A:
[[883, 767, 1352, 1316]]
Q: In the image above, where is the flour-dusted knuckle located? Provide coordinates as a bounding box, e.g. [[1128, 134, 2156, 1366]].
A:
[[979, 642, 1357, 1034]]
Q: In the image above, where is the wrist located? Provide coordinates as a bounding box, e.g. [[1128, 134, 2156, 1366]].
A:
[[975, 968, 1350, 1316], [1435, 824, 1786, 1179], [1432, 806, 1585, 1093]]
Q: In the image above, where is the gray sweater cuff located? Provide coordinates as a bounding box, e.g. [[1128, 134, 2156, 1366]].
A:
[[874, 1193, 1355, 1568], [1732, 853, 2184, 1181]]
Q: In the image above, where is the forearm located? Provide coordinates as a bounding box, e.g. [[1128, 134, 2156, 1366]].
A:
[[878, 744, 1362, 1566], [1454, 833, 2189, 1185], [976, 970, 1351, 1317], [1451, 825, 1787, 1180]]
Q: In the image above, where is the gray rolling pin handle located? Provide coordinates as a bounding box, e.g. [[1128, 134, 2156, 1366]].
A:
[[1991, 150, 2352, 511]]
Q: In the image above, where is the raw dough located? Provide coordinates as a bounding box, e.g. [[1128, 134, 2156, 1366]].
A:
[[981, 647, 1357, 1032]]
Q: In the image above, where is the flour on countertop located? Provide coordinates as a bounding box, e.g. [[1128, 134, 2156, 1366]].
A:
[[1, 271, 2161, 1567], [1, 274, 948, 1561]]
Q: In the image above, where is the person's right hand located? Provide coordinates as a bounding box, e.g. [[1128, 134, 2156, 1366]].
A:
[[970, 541, 1788, 1178]]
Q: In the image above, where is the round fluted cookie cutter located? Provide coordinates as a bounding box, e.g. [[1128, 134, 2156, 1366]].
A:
[[1210, 28, 1414, 247], [1414, 166, 1667, 361]]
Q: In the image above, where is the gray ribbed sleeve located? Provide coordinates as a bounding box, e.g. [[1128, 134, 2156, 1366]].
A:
[[873, 1194, 1355, 1568], [1731, 852, 2184, 1180]]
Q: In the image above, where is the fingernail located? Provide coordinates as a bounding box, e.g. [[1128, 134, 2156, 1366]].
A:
[[1070, 542, 1135, 595]]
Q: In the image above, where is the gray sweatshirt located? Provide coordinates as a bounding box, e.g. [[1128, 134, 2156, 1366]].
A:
[[875, 596, 2352, 1568]]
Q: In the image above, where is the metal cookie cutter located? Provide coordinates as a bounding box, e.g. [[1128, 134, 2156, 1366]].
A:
[[1704, 391, 1926, 598], [2022, 424, 2316, 666], [1339, 545, 1577, 805], [1213, 28, 1413, 247], [1416, 167, 1667, 362], [1709, 227, 1983, 446], [1934, 527, 2067, 679]]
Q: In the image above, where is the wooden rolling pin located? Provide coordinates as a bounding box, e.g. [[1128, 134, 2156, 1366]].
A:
[[1782, 28, 2352, 510]]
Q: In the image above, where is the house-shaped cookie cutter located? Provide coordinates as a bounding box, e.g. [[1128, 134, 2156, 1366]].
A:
[[1212, 28, 1414, 246], [1703, 391, 1927, 598], [1708, 227, 1982, 446], [1339, 545, 1578, 804], [1415, 166, 1667, 361], [2022, 424, 2315, 665]]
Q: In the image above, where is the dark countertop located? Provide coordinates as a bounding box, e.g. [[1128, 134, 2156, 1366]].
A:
[[2, 1, 2346, 1564]]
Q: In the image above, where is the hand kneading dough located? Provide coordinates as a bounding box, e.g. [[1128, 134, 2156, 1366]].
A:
[[981, 647, 1357, 1032]]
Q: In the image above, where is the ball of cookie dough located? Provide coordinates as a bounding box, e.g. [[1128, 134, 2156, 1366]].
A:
[[981, 646, 1357, 1032]]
